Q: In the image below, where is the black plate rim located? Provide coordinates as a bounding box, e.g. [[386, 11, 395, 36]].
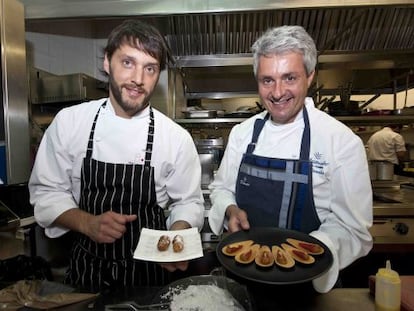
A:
[[216, 227, 333, 285]]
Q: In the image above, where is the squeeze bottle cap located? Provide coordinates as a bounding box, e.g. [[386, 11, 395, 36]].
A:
[[377, 260, 400, 284], [375, 260, 401, 311]]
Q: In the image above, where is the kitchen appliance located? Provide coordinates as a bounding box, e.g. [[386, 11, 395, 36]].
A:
[[194, 138, 224, 190], [0, 0, 30, 185], [29, 69, 107, 105], [370, 181, 414, 248], [337, 178, 414, 288], [194, 138, 224, 251], [370, 217, 414, 247]]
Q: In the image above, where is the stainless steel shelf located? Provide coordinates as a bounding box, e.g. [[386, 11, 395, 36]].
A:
[[185, 92, 258, 99], [175, 118, 247, 124], [176, 115, 414, 126], [174, 115, 414, 129], [336, 115, 414, 125]]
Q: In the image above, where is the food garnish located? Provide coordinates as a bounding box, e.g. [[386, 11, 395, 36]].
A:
[[222, 240, 254, 257], [286, 238, 324, 255], [235, 244, 260, 264], [281, 243, 315, 264]]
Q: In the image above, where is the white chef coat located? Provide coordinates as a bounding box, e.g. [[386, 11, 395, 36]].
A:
[[29, 98, 205, 238], [367, 127, 406, 164], [208, 98, 373, 293]]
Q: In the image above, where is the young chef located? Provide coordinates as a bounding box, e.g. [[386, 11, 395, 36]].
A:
[[29, 19, 204, 291], [208, 25, 373, 293]]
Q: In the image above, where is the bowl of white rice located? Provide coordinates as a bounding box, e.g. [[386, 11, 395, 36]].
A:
[[153, 275, 253, 311]]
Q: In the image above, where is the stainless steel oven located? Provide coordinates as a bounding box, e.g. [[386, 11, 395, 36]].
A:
[[194, 138, 223, 251], [194, 138, 223, 190]]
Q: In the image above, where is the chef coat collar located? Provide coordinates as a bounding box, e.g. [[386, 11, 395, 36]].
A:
[[268, 97, 315, 127]]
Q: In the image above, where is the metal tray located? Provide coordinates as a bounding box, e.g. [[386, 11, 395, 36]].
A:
[[184, 110, 217, 118]]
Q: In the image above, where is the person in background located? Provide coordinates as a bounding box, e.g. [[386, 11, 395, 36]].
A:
[[29, 19, 204, 292], [367, 124, 407, 174], [208, 25, 373, 294]]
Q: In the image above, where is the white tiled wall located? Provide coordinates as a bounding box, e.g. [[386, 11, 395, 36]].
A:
[[25, 33, 170, 115], [26, 32, 107, 81]]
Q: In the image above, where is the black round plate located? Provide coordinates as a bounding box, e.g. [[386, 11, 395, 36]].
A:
[[216, 227, 333, 285]]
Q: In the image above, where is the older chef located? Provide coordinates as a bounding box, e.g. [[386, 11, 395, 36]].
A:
[[29, 19, 204, 291], [208, 25, 373, 293]]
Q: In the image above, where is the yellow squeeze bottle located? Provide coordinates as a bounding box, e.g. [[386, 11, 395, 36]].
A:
[[375, 260, 401, 311]]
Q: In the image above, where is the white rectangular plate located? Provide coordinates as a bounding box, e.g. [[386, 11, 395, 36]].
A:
[[133, 227, 203, 262]]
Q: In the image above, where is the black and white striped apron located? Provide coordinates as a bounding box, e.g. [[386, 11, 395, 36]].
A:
[[235, 107, 321, 233], [65, 102, 169, 292]]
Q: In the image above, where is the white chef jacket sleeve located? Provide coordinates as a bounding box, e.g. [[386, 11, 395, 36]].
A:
[[310, 231, 339, 293], [164, 130, 205, 231], [394, 133, 406, 152], [208, 124, 245, 235], [29, 110, 81, 238], [311, 132, 373, 293]]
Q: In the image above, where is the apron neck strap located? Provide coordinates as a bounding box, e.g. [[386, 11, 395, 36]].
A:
[[246, 114, 269, 154], [144, 107, 155, 166], [246, 107, 311, 160], [300, 107, 311, 160], [86, 101, 106, 158]]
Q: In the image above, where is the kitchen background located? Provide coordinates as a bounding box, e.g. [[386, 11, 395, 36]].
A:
[[23, 7, 414, 150], [1, 0, 414, 288]]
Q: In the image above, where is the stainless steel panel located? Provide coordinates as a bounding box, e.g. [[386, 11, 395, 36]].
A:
[[198, 153, 214, 188], [184, 110, 217, 119], [0, 0, 30, 184], [194, 137, 224, 148], [29, 69, 107, 104], [20, 0, 414, 20], [370, 218, 414, 244]]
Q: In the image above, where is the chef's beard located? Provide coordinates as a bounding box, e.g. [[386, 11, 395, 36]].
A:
[[108, 74, 151, 116]]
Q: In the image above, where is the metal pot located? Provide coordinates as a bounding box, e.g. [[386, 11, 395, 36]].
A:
[[368, 162, 377, 180], [371, 161, 394, 181]]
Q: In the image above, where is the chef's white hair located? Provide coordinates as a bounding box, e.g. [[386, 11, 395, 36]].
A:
[[251, 25, 317, 77]]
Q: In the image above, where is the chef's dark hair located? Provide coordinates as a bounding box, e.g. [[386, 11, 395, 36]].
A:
[[104, 19, 174, 71]]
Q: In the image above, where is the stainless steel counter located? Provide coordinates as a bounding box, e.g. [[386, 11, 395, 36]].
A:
[[371, 180, 414, 248], [373, 184, 414, 217], [45, 286, 375, 311]]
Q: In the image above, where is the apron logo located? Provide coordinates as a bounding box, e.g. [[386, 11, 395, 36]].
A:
[[240, 177, 250, 187], [314, 152, 322, 160], [312, 152, 328, 175]]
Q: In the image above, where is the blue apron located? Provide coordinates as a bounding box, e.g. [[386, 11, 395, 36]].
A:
[[235, 107, 320, 233]]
